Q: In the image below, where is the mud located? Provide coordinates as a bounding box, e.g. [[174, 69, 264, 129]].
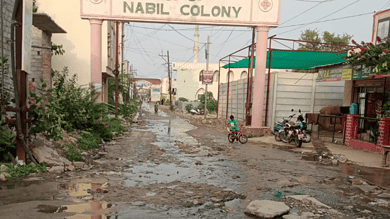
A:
[[1, 103, 390, 219]]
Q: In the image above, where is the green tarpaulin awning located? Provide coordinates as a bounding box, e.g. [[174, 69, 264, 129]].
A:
[[222, 50, 347, 69]]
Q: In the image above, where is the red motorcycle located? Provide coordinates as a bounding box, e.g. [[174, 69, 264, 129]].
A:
[[227, 124, 248, 144]]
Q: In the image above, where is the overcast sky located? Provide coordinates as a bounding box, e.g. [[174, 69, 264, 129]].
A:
[[124, 0, 390, 80]]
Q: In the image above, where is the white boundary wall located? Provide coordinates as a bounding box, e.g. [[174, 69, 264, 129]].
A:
[[218, 72, 345, 127]]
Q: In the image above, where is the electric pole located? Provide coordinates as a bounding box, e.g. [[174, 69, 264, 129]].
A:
[[167, 51, 173, 111], [160, 51, 173, 111], [204, 36, 210, 119], [114, 21, 120, 118]]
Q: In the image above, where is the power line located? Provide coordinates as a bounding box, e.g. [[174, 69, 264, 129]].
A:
[[274, 0, 362, 36], [276, 12, 374, 29], [381, 0, 390, 10], [213, 28, 235, 62], [280, 2, 323, 26], [168, 24, 196, 42]]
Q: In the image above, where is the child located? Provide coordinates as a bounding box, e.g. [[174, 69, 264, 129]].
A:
[[228, 115, 238, 138]]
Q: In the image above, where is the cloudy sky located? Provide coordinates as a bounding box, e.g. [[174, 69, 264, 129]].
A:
[[123, 0, 390, 80]]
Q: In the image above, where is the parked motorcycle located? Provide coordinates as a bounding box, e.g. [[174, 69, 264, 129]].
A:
[[296, 110, 311, 143], [279, 109, 308, 147], [190, 108, 201, 115], [274, 110, 295, 142]]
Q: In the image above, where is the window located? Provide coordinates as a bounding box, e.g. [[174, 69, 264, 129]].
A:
[[213, 71, 219, 83], [199, 71, 203, 82]]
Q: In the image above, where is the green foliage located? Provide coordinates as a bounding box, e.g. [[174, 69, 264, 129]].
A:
[[1, 162, 47, 178], [198, 92, 217, 113], [0, 121, 15, 162], [164, 100, 171, 106], [33, 0, 38, 13], [1, 56, 8, 68], [102, 117, 125, 134], [51, 44, 65, 56], [77, 132, 101, 151], [108, 73, 131, 106], [346, 37, 390, 74], [248, 134, 253, 138], [64, 145, 83, 161], [185, 104, 193, 113], [29, 67, 108, 140], [298, 29, 352, 51], [179, 97, 188, 102], [118, 100, 139, 117]]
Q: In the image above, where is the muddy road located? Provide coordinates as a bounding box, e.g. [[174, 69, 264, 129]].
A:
[[1, 103, 390, 219]]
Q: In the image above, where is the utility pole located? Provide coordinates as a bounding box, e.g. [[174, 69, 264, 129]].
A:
[[204, 36, 210, 119], [160, 51, 172, 111], [167, 51, 172, 111], [114, 21, 120, 118]]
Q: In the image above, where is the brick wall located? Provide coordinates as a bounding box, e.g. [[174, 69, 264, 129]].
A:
[[30, 26, 52, 89], [344, 114, 358, 146], [378, 118, 390, 146], [0, 0, 17, 102]]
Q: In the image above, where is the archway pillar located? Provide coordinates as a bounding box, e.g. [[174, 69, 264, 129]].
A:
[[90, 19, 104, 103], [251, 26, 269, 128]]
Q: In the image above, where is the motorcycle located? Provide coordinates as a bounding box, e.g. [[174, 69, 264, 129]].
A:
[[279, 109, 307, 147], [296, 110, 311, 143], [190, 108, 201, 115], [274, 110, 295, 142]]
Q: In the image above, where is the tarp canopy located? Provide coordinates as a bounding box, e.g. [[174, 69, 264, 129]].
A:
[[222, 50, 348, 70]]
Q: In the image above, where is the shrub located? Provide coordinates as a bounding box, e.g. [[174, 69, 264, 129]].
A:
[[77, 132, 101, 151], [118, 100, 138, 117], [0, 121, 16, 162], [102, 117, 125, 134], [179, 97, 188, 102], [65, 144, 83, 161], [185, 104, 193, 113], [164, 100, 171, 106], [248, 134, 253, 138], [29, 67, 108, 140], [1, 162, 47, 178], [198, 92, 217, 113]]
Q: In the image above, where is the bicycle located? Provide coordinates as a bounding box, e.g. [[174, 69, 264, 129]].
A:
[[227, 124, 248, 144]]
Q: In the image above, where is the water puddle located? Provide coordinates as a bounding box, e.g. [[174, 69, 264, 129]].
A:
[[124, 109, 244, 192]]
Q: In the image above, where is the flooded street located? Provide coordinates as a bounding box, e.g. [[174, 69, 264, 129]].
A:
[[1, 103, 390, 219]]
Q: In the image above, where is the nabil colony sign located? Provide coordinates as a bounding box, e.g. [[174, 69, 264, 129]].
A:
[[81, 0, 280, 27]]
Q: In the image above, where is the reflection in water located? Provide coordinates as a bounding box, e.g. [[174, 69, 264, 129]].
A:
[[168, 119, 171, 135], [56, 182, 113, 219]]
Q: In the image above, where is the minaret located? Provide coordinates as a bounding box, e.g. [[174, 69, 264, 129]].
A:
[[194, 25, 199, 63]]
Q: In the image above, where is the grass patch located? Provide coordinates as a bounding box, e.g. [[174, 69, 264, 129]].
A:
[[64, 144, 83, 161], [102, 117, 126, 134], [0, 162, 47, 179], [77, 132, 101, 151]]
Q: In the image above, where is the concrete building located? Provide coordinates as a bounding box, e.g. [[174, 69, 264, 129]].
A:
[[36, 0, 128, 103]]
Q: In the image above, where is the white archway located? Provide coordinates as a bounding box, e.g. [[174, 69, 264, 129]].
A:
[[226, 71, 234, 83], [195, 88, 205, 100], [213, 71, 219, 83], [240, 71, 248, 79]]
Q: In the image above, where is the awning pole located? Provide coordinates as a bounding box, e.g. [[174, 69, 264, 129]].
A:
[[217, 60, 221, 119], [246, 27, 256, 126], [226, 55, 231, 120]]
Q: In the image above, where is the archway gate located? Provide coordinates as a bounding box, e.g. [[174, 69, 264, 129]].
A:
[[80, 0, 281, 128]]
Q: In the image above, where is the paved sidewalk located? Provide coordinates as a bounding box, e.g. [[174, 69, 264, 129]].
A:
[[249, 136, 389, 169]]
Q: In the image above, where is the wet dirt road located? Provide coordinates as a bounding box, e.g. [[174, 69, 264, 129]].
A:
[[1, 103, 390, 219]]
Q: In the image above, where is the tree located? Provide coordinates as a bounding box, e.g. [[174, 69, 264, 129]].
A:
[[298, 29, 353, 52], [198, 92, 218, 113], [33, 0, 38, 13], [293, 29, 353, 72]]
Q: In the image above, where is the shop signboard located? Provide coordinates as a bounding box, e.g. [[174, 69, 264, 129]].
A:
[[202, 71, 214, 85], [341, 69, 353, 81], [317, 68, 342, 82]]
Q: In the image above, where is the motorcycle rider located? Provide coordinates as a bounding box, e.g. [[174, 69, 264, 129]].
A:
[[228, 115, 238, 138]]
